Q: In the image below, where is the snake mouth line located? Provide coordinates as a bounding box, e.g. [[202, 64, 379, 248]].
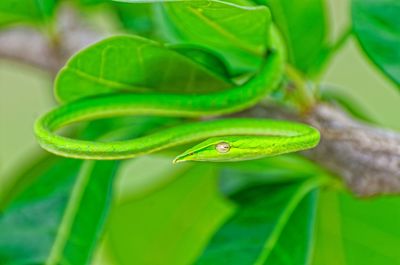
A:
[[173, 152, 195, 164]]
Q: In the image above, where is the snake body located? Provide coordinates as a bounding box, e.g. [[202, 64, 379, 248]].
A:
[[34, 32, 320, 162]]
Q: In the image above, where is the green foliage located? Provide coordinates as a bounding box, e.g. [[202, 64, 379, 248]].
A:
[[0, 117, 177, 264], [0, 0, 399, 265], [218, 155, 323, 191], [106, 155, 325, 265], [320, 86, 376, 123], [190, 156, 329, 265], [254, 0, 328, 76], [195, 180, 320, 265], [55, 35, 231, 103], [312, 191, 400, 265], [352, 0, 400, 87], [0, 153, 56, 209], [119, 0, 272, 74], [108, 163, 232, 265], [169, 44, 231, 78], [0, 158, 118, 265], [158, 0, 271, 74], [0, 0, 57, 26], [79, 0, 107, 4], [115, 3, 156, 37]]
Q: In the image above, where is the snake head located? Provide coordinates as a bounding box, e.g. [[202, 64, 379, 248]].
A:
[[173, 136, 276, 163]]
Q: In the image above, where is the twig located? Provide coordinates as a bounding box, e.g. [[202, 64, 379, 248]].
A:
[[236, 104, 400, 197], [0, 6, 104, 74], [0, 27, 61, 72]]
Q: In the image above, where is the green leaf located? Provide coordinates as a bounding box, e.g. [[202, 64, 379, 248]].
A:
[[0, 159, 119, 265], [108, 163, 233, 265], [312, 190, 400, 265], [169, 44, 231, 78], [78, 0, 106, 4], [0, 115, 171, 264], [195, 179, 321, 265], [76, 0, 158, 37], [0, 0, 57, 26], [255, 0, 328, 75], [0, 153, 55, 209], [55, 35, 231, 103], [77, 1, 159, 38], [114, 2, 157, 37], [118, 0, 271, 74], [265, 188, 317, 265], [352, 0, 400, 87], [320, 86, 376, 123], [219, 154, 325, 195]]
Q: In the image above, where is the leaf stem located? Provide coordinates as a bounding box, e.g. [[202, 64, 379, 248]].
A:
[[331, 28, 352, 54], [283, 28, 352, 112], [285, 64, 316, 112]]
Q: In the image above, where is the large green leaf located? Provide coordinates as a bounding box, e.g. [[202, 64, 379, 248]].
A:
[[0, 158, 119, 265], [55, 35, 231, 103], [0, 153, 55, 209], [265, 188, 317, 265], [0, 115, 173, 264], [195, 179, 321, 265], [255, 0, 328, 75], [0, 0, 57, 26], [160, 0, 271, 74], [352, 0, 400, 87], [312, 190, 400, 265], [219, 154, 325, 195], [108, 163, 233, 265], [105, 155, 328, 265], [118, 0, 271, 74]]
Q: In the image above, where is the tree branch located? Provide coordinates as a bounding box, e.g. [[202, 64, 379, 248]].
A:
[[0, 6, 103, 73], [1, 7, 399, 197], [306, 104, 400, 196], [0, 27, 61, 72], [238, 104, 400, 197]]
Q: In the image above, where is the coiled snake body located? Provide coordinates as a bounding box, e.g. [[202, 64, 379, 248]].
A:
[[34, 31, 320, 162]]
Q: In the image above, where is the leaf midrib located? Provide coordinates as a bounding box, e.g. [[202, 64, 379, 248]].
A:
[[185, 4, 264, 56], [253, 178, 324, 265], [45, 161, 95, 265], [66, 67, 151, 92]]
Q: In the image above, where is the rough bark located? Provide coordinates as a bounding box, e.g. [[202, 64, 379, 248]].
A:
[[238, 104, 400, 196], [306, 104, 400, 196]]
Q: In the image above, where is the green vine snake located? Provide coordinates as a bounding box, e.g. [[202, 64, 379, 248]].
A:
[[34, 29, 320, 162]]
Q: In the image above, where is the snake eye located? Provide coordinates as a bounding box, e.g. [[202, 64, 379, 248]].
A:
[[215, 142, 230, 153]]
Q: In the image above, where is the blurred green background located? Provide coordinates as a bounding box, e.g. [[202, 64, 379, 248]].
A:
[[1, 0, 399, 264]]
